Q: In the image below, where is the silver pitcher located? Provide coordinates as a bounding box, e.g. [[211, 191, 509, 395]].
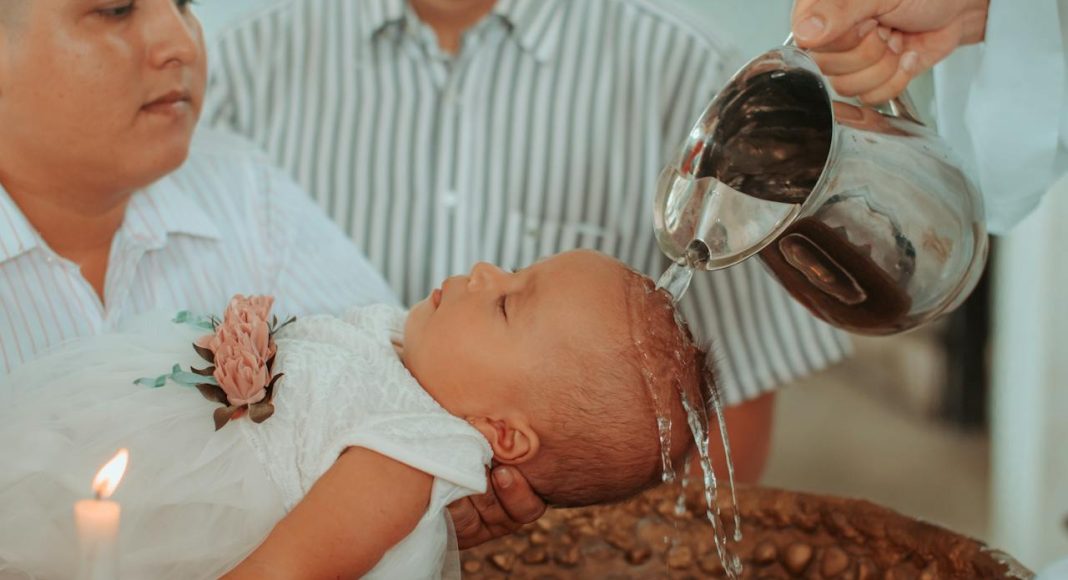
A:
[[654, 44, 988, 335]]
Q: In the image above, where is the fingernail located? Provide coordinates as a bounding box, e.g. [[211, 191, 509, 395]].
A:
[[888, 33, 904, 54], [877, 26, 891, 42], [493, 467, 514, 489], [795, 16, 825, 42], [900, 51, 919, 73], [856, 19, 878, 39]]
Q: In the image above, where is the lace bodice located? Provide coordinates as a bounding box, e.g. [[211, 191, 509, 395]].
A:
[[239, 305, 492, 509], [236, 305, 492, 578]]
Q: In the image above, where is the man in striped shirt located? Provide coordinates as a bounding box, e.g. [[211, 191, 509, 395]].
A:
[[204, 0, 851, 546]]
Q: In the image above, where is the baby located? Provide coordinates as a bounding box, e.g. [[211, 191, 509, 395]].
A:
[[0, 250, 712, 579]]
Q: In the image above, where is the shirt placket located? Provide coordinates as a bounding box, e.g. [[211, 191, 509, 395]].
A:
[[414, 21, 483, 284], [431, 60, 457, 285], [43, 249, 108, 335], [100, 230, 151, 331]]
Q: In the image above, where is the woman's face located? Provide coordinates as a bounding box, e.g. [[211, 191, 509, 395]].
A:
[[0, 0, 205, 194]]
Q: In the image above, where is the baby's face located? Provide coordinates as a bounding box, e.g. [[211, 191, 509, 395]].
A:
[[402, 249, 628, 428]]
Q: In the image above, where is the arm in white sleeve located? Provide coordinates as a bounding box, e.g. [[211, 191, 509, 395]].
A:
[[933, 0, 1066, 234]]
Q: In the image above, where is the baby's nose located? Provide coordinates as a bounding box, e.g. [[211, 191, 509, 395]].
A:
[[467, 262, 505, 290]]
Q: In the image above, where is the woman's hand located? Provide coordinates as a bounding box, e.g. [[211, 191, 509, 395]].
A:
[[448, 465, 547, 549], [791, 0, 990, 103]]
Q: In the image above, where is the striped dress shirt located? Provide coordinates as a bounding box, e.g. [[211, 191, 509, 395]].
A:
[[203, 0, 850, 404], [0, 131, 397, 377]]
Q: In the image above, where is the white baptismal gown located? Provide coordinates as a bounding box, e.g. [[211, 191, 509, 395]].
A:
[[0, 305, 492, 579]]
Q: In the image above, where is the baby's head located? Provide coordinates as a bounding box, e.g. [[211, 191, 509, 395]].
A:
[[403, 250, 709, 507]]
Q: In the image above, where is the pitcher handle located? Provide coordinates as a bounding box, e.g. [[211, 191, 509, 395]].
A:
[[782, 33, 924, 125]]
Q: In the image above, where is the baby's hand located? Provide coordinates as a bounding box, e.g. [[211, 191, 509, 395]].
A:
[[449, 466, 547, 549]]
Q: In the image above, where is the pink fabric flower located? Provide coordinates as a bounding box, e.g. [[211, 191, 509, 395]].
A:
[[213, 339, 270, 406], [196, 295, 277, 407], [224, 294, 274, 326]]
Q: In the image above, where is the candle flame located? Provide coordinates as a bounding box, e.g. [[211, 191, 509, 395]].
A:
[[91, 449, 129, 500]]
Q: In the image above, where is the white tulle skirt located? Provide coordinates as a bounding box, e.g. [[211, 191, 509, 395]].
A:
[[0, 313, 286, 580]]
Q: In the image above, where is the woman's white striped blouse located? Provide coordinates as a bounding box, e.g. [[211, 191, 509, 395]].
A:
[[0, 132, 397, 378]]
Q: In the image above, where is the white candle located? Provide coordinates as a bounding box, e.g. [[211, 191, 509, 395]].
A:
[[74, 449, 128, 580]]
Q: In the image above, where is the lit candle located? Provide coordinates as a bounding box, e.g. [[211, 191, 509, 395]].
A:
[[74, 449, 128, 580]]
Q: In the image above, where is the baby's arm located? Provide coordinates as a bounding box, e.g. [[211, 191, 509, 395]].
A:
[[223, 447, 432, 579]]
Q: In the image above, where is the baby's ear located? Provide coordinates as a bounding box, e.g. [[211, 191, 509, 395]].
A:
[[467, 416, 540, 465]]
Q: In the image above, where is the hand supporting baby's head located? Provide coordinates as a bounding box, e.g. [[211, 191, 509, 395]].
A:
[[403, 250, 712, 508]]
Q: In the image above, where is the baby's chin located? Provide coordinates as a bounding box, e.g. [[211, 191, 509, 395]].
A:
[[400, 303, 428, 363]]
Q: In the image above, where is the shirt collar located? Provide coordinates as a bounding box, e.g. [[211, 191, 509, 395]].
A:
[[121, 172, 223, 250], [0, 172, 221, 265], [357, 0, 407, 41], [358, 0, 566, 63], [0, 181, 42, 264], [492, 0, 566, 62]]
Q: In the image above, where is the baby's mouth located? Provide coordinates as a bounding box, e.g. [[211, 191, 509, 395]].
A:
[[431, 288, 442, 309]]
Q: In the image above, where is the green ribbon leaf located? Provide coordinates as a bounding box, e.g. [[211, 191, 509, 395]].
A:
[[134, 374, 167, 388], [173, 310, 216, 331], [169, 369, 213, 386]]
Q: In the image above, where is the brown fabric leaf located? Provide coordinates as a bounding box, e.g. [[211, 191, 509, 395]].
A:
[[213, 405, 238, 431], [192, 342, 215, 364], [266, 372, 284, 391], [271, 315, 297, 336], [249, 402, 275, 424], [264, 373, 284, 402], [191, 365, 215, 377], [196, 384, 228, 405]]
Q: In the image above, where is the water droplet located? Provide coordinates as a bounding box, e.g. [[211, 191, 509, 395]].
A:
[[709, 381, 743, 543], [680, 383, 743, 579]]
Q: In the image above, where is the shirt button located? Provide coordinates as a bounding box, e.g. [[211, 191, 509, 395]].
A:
[[442, 191, 459, 208], [443, 85, 461, 106]]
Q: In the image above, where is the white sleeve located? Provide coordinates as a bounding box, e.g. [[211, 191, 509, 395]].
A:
[[932, 0, 1066, 234], [300, 361, 491, 495], [275, 310, 491, 496]]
